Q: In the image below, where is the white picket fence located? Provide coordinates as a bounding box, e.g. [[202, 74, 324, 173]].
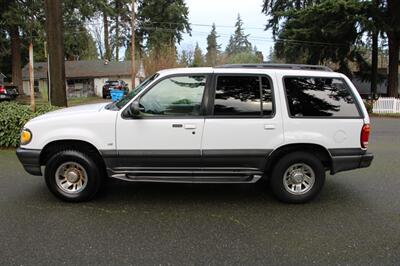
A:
[[373, 97, 400, 114]]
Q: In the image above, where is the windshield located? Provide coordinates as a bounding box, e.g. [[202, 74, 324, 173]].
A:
[[109, 73, 159, 110]]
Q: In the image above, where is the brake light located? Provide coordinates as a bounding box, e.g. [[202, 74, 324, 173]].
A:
[[0, 86, 5, 94], [361, 124, 370, 149]]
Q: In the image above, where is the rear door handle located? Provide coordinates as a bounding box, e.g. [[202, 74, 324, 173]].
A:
[[184, 124, 196, 130], [264, 124, 276, 130]]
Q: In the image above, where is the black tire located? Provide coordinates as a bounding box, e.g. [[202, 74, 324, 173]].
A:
[[44, 150, 104, 202], [269, 152, 325, 203]]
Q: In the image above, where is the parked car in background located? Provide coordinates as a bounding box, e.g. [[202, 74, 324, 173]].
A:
[[0, 84, 19, 101], [102, 80, 128, 99]]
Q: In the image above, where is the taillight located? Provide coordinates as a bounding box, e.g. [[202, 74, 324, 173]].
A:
[[0, 86, 5, 94], [361, 124, 370, 149]]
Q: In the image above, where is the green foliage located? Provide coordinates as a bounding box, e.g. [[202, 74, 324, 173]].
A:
[[0, 102, 59, 148], [191, 43, 204, 67], [226, 14, 252, 55], [143, 45, 177, 75], [206, 23, 220, 66], [178, 50, 191, 67], [64, 25, 99, 60], [226, 51, 260, 64], [137, 0, 191, 53], [363, 100, 373, 114], [263, 0, 370, 76]]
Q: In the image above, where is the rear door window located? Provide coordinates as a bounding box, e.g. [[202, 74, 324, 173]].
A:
[[284, 77, 361, 118], [213, 75, 274, 116]]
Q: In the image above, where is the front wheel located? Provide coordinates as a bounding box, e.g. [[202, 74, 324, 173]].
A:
[[269, 152, 325, 203], [44, 150, 104, 202]]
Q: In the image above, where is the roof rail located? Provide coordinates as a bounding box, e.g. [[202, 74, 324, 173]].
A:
[[215, 63, 333, 72]]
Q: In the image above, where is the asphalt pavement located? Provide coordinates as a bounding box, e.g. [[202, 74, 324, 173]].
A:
[[0, 117, 399, 265]]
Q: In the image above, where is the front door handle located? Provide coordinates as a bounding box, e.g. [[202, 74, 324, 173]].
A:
[[264, 124, 276, 130], [184, 124, 196, 130]]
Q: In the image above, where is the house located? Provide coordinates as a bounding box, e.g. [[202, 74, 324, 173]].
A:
[[21, 60, 145, 99], [0, 72, 5, 85]]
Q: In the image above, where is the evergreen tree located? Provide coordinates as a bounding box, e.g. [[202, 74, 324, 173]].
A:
[[179, 50, 190, 66], [137, 0, 191, 55], [225, 14, 252, 55], [263, 0, 370, 77], [206, 23, 220, 66], [192, 43, 204, 67], [108, 0, 131, 61]]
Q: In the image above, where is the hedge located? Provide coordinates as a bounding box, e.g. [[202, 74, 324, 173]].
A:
[[0, 102, 60, 148]]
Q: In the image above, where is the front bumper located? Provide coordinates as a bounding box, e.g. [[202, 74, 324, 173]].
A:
[[331, 153, 374, 174], [16, 148, 42, 176]]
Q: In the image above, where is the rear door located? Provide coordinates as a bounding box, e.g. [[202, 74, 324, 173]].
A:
[[201, 70, 284, 172]]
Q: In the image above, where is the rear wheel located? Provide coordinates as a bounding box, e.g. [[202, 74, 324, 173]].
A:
[[44, 150, 104, 202], [269, 152, 325, 203]]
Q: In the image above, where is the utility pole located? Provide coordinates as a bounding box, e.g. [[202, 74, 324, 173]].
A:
[[28, 42, 35, 112], [130, 0, 136, 90]]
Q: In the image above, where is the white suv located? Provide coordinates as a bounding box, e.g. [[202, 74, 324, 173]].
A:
[[16, 64, 373, 203]]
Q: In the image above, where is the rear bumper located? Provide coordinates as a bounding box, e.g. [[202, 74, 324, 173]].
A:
[[16, 148, 42, 176], [331, 153, 373, 174], [0, 94, 13, 100]]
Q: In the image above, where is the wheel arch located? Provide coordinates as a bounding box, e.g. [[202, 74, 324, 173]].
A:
[[40, 139, 106, 169], [265, 143, 332, 174]]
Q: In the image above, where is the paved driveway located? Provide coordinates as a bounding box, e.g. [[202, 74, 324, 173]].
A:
[[0, 117, 399, 265]]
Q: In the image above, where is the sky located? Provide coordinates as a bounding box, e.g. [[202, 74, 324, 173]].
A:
[[178, 0, 274, 60]]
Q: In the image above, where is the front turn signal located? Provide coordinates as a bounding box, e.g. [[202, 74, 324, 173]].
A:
[[20, 129, 32, 145]]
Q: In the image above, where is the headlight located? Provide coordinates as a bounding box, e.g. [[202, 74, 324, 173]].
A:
[[20, 128, 32, 145]]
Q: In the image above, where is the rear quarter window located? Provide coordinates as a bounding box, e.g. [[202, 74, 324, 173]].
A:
[[284, 77, 361, 118]]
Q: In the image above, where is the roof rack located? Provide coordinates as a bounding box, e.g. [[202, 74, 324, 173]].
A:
[[215, 63, 333, 72]]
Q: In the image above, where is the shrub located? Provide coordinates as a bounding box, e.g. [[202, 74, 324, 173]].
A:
[[0, 102, 59, 148], [143, 46, 178, 76], [363, 100, 373, 114]]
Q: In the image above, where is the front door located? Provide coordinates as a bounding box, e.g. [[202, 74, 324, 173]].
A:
[[115, 74, 209, 171]]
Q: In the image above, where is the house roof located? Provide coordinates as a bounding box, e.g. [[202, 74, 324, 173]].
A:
[[22, 60, 144, 80]]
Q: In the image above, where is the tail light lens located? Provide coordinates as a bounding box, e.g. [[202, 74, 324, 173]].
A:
[[361, 124, 370, 149], [0, 86, 5, 94]]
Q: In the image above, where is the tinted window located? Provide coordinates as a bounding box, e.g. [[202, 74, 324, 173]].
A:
[[139, 75, 206, 116], [284, 77, 360, 117], [261, 76, 273, 116], [213, 76, 273, 116]]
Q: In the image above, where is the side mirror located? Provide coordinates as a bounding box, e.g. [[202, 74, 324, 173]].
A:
[[129, 101, 142, 116]]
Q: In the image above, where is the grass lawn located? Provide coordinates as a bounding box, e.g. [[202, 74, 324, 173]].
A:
[[371, 113, 400, 118]]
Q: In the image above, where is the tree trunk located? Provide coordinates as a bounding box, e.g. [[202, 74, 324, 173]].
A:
[[9, 26, 23, 94], [371, 30, 378, 97], [387, 32, 399, 97], [103, 12, 111, 61], [115, 0, 120, 61], [44, 0, 67, 107]]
